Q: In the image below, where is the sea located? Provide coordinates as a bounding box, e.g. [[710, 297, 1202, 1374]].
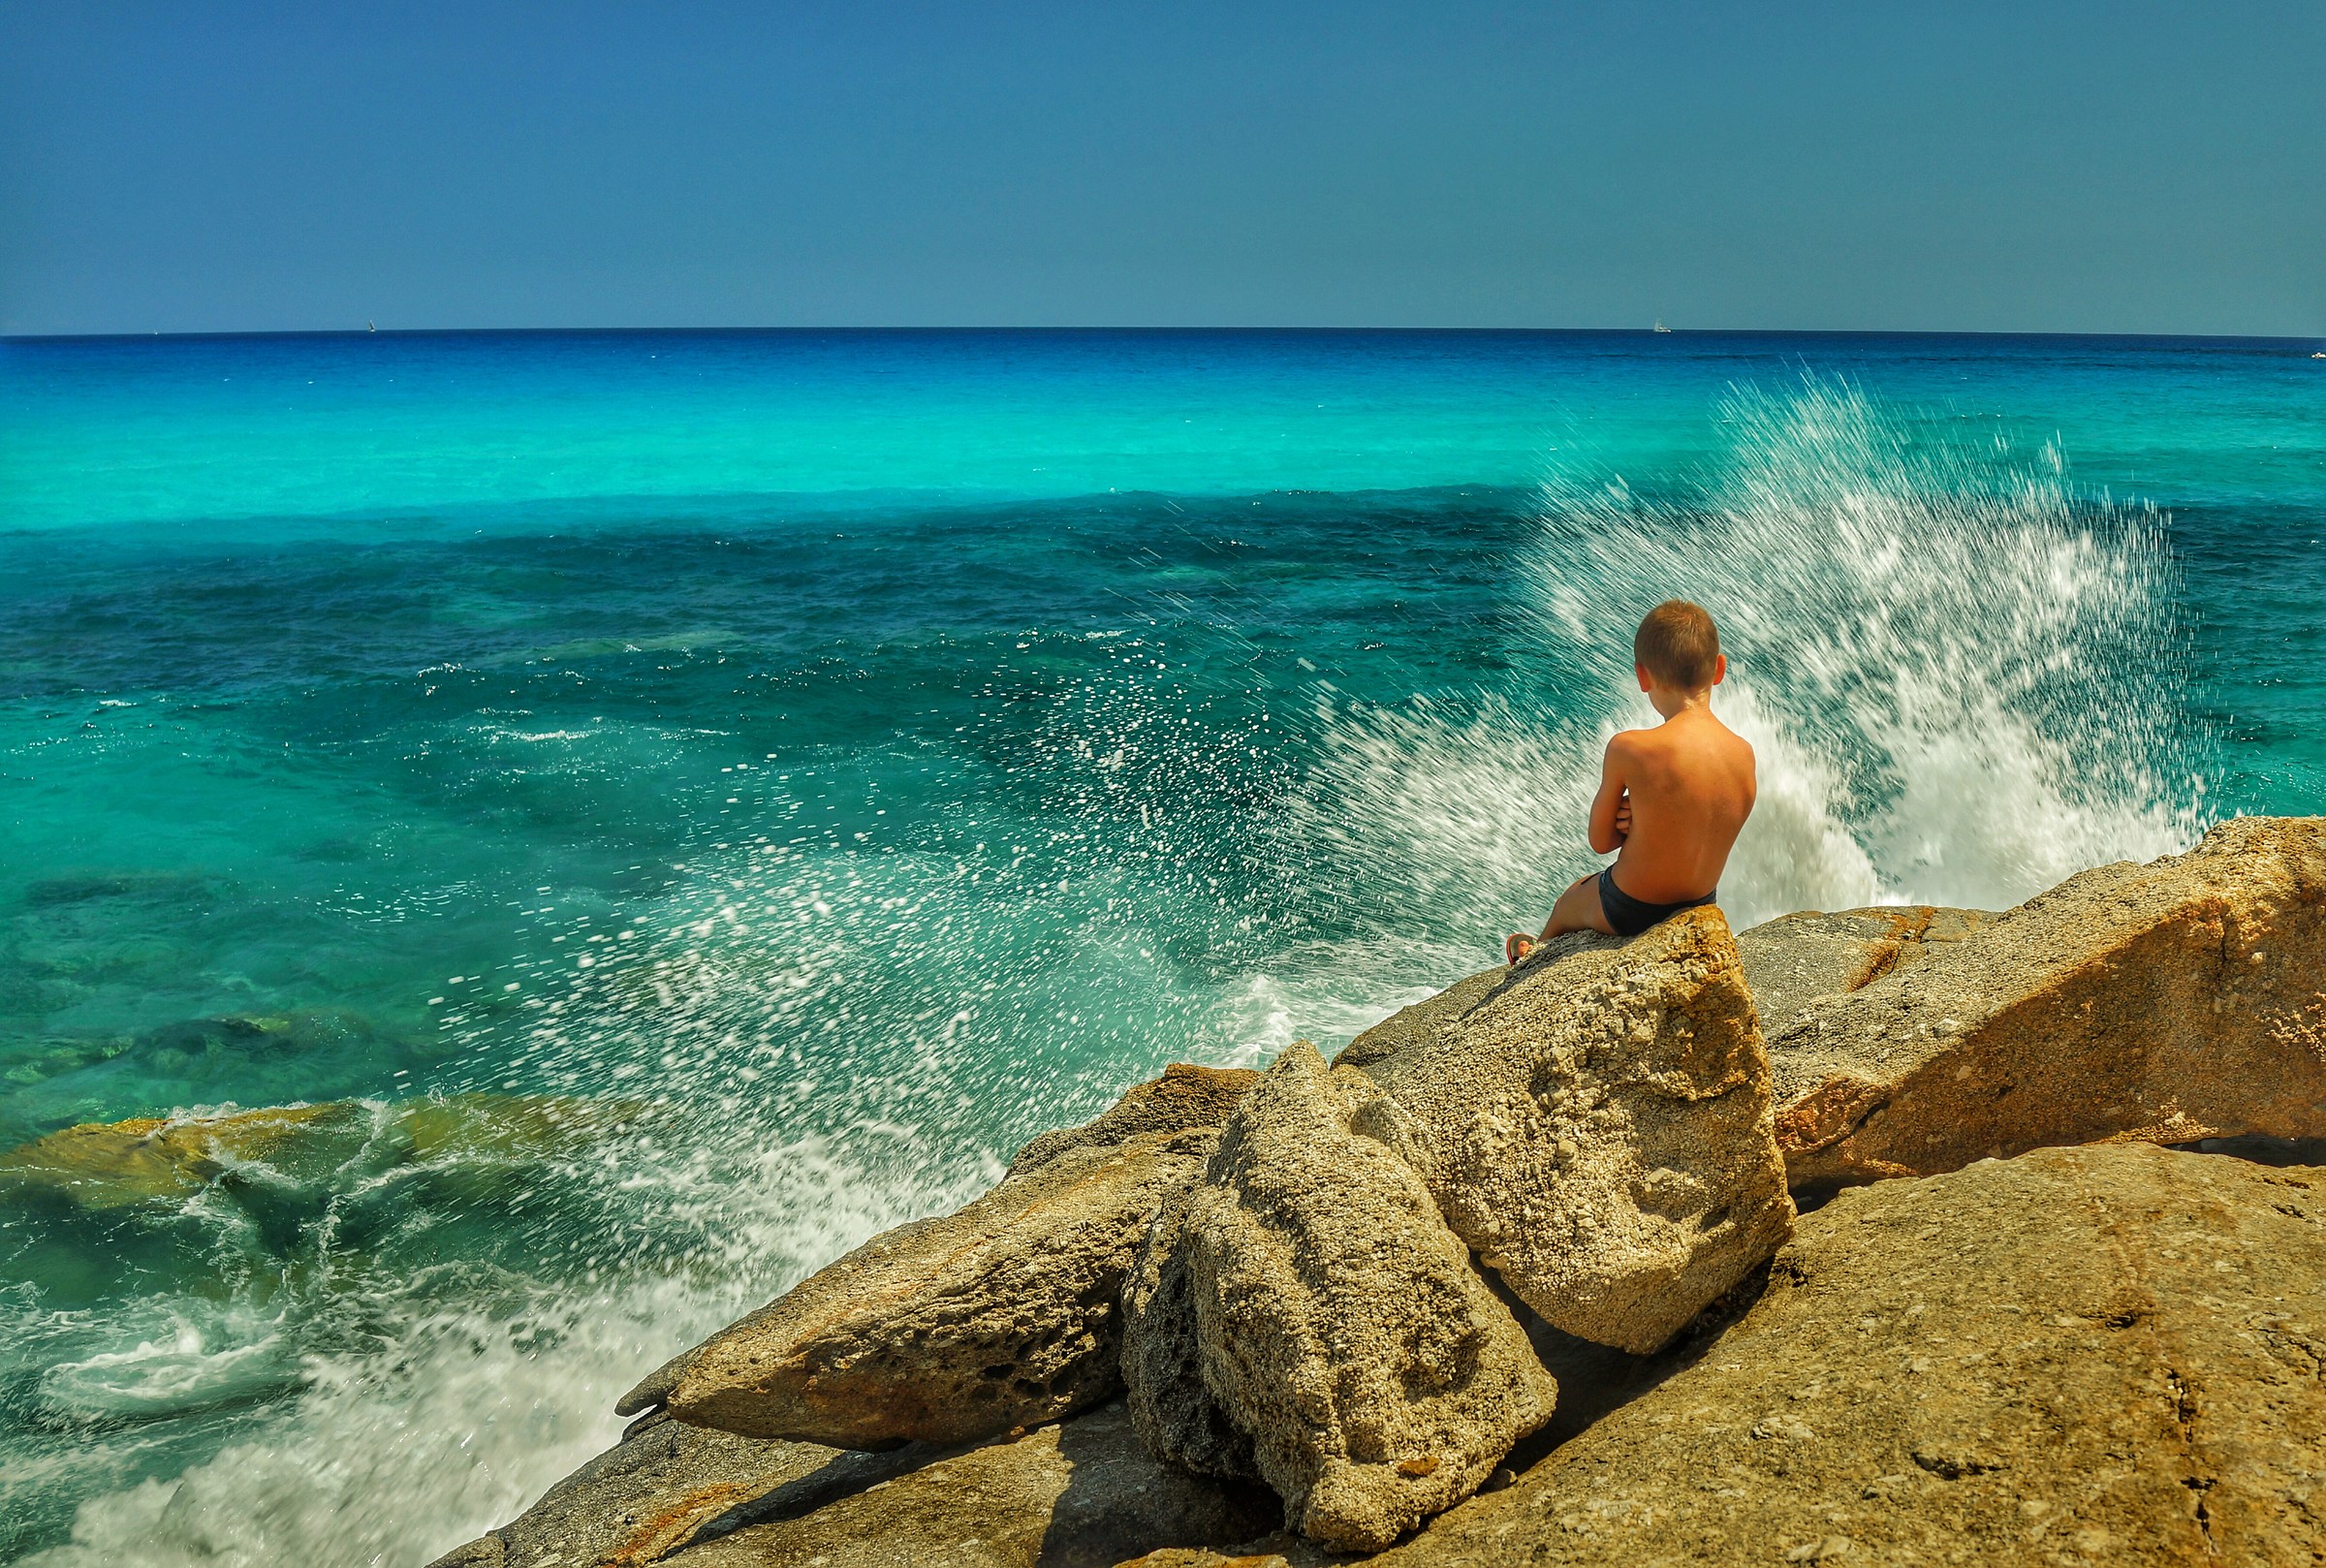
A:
[[0, 329, 2320, 1565]]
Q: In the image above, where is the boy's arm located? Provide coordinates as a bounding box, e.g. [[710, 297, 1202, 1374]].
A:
[[1587, 736, 1630, 855]]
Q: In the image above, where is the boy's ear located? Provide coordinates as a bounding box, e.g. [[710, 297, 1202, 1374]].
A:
[[1635, 662, 1653, 693], [1712, 653, 1727, 686]]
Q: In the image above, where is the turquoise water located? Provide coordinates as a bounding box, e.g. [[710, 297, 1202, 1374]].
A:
[[1, 329, 2320, 1564]]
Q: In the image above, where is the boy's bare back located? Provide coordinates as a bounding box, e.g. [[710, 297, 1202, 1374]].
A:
[[1594, 707, 1755, 903]]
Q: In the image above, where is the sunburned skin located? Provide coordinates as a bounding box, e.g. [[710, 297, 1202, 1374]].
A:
[[1509, 650, 1756, 956]]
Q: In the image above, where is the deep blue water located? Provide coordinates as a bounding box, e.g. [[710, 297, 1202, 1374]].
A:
[[1, 329, 2320, 1565]]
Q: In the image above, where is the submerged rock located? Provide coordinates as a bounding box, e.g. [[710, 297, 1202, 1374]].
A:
[[1125, 1042, 1555, 1552], [0, 1094, 653, 1210], [658, 1401, 1278, 1568], [1362, 1142, 2326, 1566], [0, 1008, 427, 1147], [1772, 816, 2326, 1191], [0, 1102, 372, 1207], [622, 1128, 1213, 1448], [1362, 908, 1794, 1355], [1011, 1063, 1260, 1178]]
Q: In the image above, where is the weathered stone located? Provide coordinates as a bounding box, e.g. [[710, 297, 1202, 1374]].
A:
[[1772, 816, 2326, 1192], [1334, 969, 1503, 1073], [1109, 1527, 1363, 1566], [1012, 1064, 1260, 1178], [424, 1415, 922, 1568], [1364, 1142, 2326, 1567], [1332, 934, 1615, 1073], [1119, 1187, 1256, 1481], [619, 1128, 1213, 1448], [1736, 904, 1997, 1036], [1363, 907, 1794, 1355], [661, 1401, 1279, 1568], [1126, 1042, 1556, 1552]]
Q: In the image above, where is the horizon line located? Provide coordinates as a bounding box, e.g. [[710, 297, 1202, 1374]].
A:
[[7, 324, 2322, 348]]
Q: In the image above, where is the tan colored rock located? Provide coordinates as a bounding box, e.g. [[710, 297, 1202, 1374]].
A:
[[661, 1401, 1279, 1568], [619, 1129, 1212, 1448], [1124, 1042, 1556, 1553], [424, 1415, 919, 1568], [1736, 904, 1996, 1035], [1362, 907, 1794, 1355], [1012, 1063, 1260, 1178], [1119, 1186, 1257, 1482], [1332, 935, 1615, 1074], [1365, 1142, 2326, 1567], [1333, 968, 1505, 1073], [1773, 816, 2326, 1191]]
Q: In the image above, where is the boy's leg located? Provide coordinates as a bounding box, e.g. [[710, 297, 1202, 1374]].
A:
[[1540, 872, 1616, 940]]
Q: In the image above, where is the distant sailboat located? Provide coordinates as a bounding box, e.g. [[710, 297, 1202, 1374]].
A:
[[1651, 319, 1671, 333], [368, 320, 377, 332]]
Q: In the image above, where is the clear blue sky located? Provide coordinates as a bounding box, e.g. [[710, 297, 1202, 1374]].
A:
[[2, 0, 2320, 336]]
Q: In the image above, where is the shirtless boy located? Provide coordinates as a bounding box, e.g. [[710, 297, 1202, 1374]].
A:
[[1507, 601, 1756, 962]]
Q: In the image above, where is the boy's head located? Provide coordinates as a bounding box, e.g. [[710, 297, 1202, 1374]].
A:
[[1634, 600, 1723, 695]]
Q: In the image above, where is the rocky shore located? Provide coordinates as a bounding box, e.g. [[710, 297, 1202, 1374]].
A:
[[431, 816, 2326, 1567]]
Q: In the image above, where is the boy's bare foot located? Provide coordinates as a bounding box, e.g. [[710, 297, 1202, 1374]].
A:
[[1505, 932, 1536, 966]]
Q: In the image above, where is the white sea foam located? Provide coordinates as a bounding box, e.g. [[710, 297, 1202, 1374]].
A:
[[16, 1121, 977, 1568], [1288, 378, 2201, 952]]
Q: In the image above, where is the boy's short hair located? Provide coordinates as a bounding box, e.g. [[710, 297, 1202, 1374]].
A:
[[1634, 600, 1721, 690]]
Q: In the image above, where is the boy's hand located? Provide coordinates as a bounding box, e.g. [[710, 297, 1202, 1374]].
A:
[[1612, 792, 1632, 843]]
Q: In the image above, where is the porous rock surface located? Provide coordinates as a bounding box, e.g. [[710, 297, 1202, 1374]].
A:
[[1364, 1141, 2326, 1567], [1124, 1041, 1556, 1552], [1361, 907, 1794, 1355], [1331, 934, 1614, 1074], [1012, 1063, 1260, 1178], [1772, 816, 2326, 1190], [619, 1128, 1213, 1447], [1735, 905, 1996, 1038], [663, 1401, 1279, 1568], [1107, 1544, 1311, 1553]]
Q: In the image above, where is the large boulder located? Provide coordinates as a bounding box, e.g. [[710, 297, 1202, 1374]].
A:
[[1011, 1064, 1260, 1178], [1361, 907, 1795, 1355], [655, 1401, 1279, 1568], [619, 1128, 1213, 1448], [1736, 905, 1996, 1037], [1123, 1042, 1556, 1553], [1364, 1142, 2326, 1566], [1773, 816, 2326, 1192]]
